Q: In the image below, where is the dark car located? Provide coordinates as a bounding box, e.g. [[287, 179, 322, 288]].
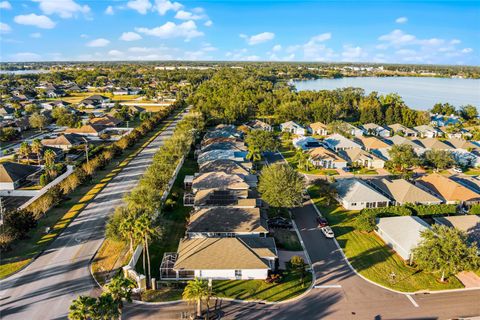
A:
[[343, 167, 351, 172], [268, 217, 293, 229], [316, 217, 328, 228]]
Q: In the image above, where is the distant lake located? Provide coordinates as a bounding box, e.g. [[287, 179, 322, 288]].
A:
[[0, 69, 50, 75], [294, 77, 480, 110]]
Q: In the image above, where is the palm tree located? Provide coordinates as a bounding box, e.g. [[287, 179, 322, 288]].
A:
[[182, 278, 211, 318], [118, 208, 137, 253], [31, 139, 43, 164], [295, 149, 311, 172], [105, 276, 136, 316], [95, 294, 120, 320], [246, 145, 262, 163], [18, 142, 31, 163], [68, 295, 96, 320], [134, 214, 158, 284]]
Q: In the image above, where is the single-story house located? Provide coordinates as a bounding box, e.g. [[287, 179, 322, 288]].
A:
[[413, 125, 442, 138], [368, 178, 442, 206], [190, 172, 251, 193], [376, 216, 431, 260], [292, 136, 322, 150], [191, 188, 256, 208], [168, 237, 277, 280], [335, 178, 390, 210], [280, 121, 306, 136], [64, 124, 105, 137], [186, 207, 267, 238], [414, 138, 453, 151], [383, 135, 425, 155], [41, 133, 85, 151], [245, 119, 273, 131], [199, 159, 252, 176], [199, 141, 247, 154], [204, 125, 243, 140], [308, 147, 348, 169], [197, 150, 248, 166], [341, 122, 364, 137], [308, 122, 329, 136], [355, 136, 390, 152], [79, 95, 110, 109], [90, 115, 122, 127], [362, 123, 390, 138], [417, 173, 480, 205], [386, 123, 417, 137], [446, 138, 477, 151], [324, 133, 363, 152], [0, 162, 42, 190], [434, 215, 480, 248], [339, 148, 385, 169]]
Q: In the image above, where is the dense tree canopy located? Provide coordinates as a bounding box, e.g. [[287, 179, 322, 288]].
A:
[[258, 163, 305, 208]]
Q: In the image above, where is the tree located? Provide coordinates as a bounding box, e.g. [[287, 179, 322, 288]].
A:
[[68, 295, 96, 320], [258, 163, 305, 208], [3, 209, 36, 239], [423, 149, 455, 171], [312, 179, 337, 206], [182, 278, 211, 318], [413, 225, 479, 282], [134, 214, 158, 285], [387, 144, 419, 172], [294, 149, 312, 172], [290, 256, 308, 287], [31, 139, 43, 164], [245, 130, 278, 154], [43, 149, 57, 177], [29, 113, 48, 132], [459, 105, 478, 121], [431, 103, 456, 116], [18, 141, 31, 163], [104, 276, 136, 316], [355, 210, 377, 232], [94, 293, 120, 320], [118, 208, 138, 253]]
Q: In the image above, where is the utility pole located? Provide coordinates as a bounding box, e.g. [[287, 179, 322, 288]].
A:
[[82, 137, 89, 164], [0, 197, 5, 229]]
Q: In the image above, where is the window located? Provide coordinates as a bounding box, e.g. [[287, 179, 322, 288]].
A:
[[235, 270, 242, 278]]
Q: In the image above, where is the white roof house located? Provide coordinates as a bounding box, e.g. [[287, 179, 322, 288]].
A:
[[413, 125, 442, 138], [280, 121, 306, 136], [292, 136, 322, 150], [376, 216, 431, 260], [324, 134, 363, 152], [362, 123, 391, 138], [334, 179, 390, 210], [197, 150, 247, 166]]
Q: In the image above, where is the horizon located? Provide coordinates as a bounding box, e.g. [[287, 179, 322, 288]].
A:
[[1, 0, 479, 65]]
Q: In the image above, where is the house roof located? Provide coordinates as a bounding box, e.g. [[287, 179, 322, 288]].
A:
[[414, 138, 452, 150], [90, 115, 122, 127], [376, 216, 431, 255], [192, 172, 249, 190], [308, 122, 328, 132], [65, 124, 104, 134], [0, 162, 40, 183], [324, 133, 362, 149], [41, 133, 84, 146], [245, 119, 271, 130], [413, 125, 439, 133], [446, 138, 477, 150], [434, 215, 480, 236], [339, 148, 383, 163], [281, 121, 304, 129], [187, 207, 267, 234], [362, 123, 385, 131], [199, 159, 251, 175], [308, 147, 345, 162], [385, 135, 423, 148], [355, 136, 390, 149], [197, 149, 247, 165], [200, 141, 247, 153], [418, 173, 480, 202], [369, 178, 442, 204], [193, 189, 251, 207], [201, 137, 240, 148], [174, 237, 272, 270], [335, 178, 390, 204]]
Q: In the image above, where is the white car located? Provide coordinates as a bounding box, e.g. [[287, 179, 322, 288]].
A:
[[452, 167, 463, 174], [321, 226, 335, 239]]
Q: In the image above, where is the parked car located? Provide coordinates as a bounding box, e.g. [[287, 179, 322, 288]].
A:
[[316, 217, 328, 228], [268, 217, 293, 229], [453, 167, 463, 173], [343, 167, 351, 172], [320, 226, 335, 239]]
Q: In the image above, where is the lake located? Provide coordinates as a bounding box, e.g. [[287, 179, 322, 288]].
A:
[[293, 77, 480, 110], [0, 69, 50, 75]]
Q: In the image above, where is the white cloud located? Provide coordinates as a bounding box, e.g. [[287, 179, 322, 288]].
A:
[[245, 55, 260, 61], [309, 33, 332, 42], [86, 38, 110, 47], [450, 39, 461, 45], [9, 52, 42, 61], [30, 32, 42, 38], [341, 45, 367, 61], [286, 33, 335, 61], [153, 0, 182, 15], [175, 10, 203, 20], [462, 48, 473, 53], [378, 29, 417, 47], [272, 44, 282, 52], [0, 22, 11, 34], [105, 5, 114, 15], [0, 1, 12, 9], [395, 16, 408, 24], [241, 32, 275, 45], [33, 0, 90, 19], [120, 31, 142, 41], [14, 14, 56, 29], [135, 20, 203, 40], [108, 50, 124, 57], [204, 20, 212, 27], [127, 0, 152, 14]]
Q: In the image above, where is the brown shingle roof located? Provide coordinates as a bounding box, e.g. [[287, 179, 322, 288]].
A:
[[65, 124, 104, 134], [418, 173, 480, 202], [369, 178, 442, 204], [355, 136, 389, 149], [308, 147, 345, 162], [192, 172, 249, 191]]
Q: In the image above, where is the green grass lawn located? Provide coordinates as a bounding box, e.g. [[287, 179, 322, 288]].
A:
[[308, 184, 464, 292], [0, 113, 177, 280], [273, 229, 302, 251], [463, 168, 480, 176], [352, 168, 378, 175], [135, 155, 198, 279], [213, 271, 312, 302], [141, 284, 186, 302]]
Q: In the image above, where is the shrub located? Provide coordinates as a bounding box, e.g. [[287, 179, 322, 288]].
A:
[[469, 204, 480, 215], [40, 173, 50, 187], [408, 204, 457, 216], [355, 210, 377, 232], [3, 210, 37, 239]]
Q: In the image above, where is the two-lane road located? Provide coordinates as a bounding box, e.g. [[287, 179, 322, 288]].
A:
[[0, 109, 189, 320]]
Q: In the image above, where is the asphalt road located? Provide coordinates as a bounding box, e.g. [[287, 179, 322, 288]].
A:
[[0, 109, 189, 320]]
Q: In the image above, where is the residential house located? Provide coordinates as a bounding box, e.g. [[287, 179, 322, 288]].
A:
[[245, 120, 273, 132], [79, 95, 110, 109], [113, 87, 141, 95], [376, 216, 431, 260], [204, 126, 243, 140], [434, 215, 480, 248], [201, 137, 241, 149], [413, 125, 442, 138], [307, 122, 329, 136], [334, 178, 390, 210], [192, 188, 256, 208], [0, 162, 41, 190], [200, 141, 247, 154], [197, 150, 247, 166], [45, 89, 66, 98], [340, 122, 364, 137], [0, 106, 15, 120], [89, 115, 122, 127], [362, 123, 390, 137], [355, 136, 391, 160], [308, 147, 348, 169], [386, 123, 417, 137], [446, 138, 477, 151], [280, 121, 306, 136], [64, 124, 105, 137], [368, 178, 442, 205], [324, 133, 362, 152], [41, 100, 72, 110], [186, 207, 267, 238], [414, 138, 453, 152], [41, 133, 84, 151], [199, 159, 252, 176], [167, 237, 277, 280], [383, 135, 425, 156], [417, 173, 480, 205], [292, 136, 322, 150], [339, 148, 385, 169], [190, 172, 252, 193]]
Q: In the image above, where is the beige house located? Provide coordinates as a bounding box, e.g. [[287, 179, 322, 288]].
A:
[[308, 147, 347, 169], [339, 148, 385, 169], [308, 122, 329, 136], [417, 173, 480, 205], [369, 178, 442, 205]]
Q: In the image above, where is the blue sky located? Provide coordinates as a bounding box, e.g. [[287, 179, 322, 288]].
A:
[[0, 0, 479, 64]]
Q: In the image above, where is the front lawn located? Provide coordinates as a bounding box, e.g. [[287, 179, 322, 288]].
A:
[[273, 229, 302, 251], [279, 145, 337, 176], [308, 184, 464, 292], [463, 168, 480, 176], [352, 168, 378, 175], [213, 270, 312, 302]]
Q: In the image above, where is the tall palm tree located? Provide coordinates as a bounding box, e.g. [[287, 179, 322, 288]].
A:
[[246, 145, 262, 163], [295, 149, 311, 172], [118, 208, 137, 253], [182, 278, 211, 318], [31, 139, 43, 165], [105, 276, 136, 316], [134, 214, 158, 284], [95, 294, 120, 320], [43, 149, 57, 178], [68, 295, 96, 320], [18, 142, 31, 163]]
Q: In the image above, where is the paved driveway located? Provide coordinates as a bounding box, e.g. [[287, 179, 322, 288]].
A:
[[0, 109, 189, 320]]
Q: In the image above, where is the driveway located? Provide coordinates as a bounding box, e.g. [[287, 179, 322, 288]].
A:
[[0, 109, 189, 320]]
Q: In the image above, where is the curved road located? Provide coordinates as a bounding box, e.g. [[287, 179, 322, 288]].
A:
[[123, 151, 480, 319], [0, 109, 189, 320]]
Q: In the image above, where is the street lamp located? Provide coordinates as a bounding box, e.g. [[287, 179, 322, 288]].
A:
[[82, 137, 89, 164]]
